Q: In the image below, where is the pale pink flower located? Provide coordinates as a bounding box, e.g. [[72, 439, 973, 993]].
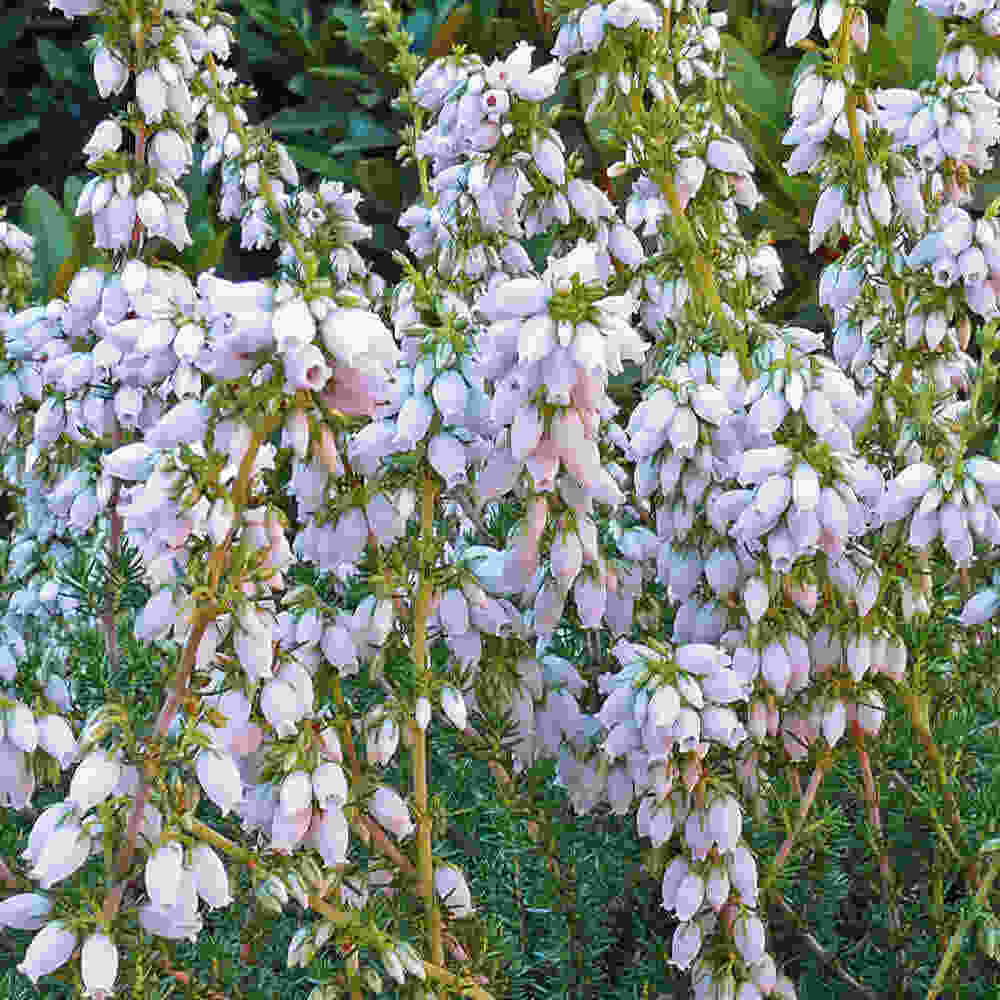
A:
[[312, 807, 349, 866], [195, 750, 242, 816], [371, 785, 414, 840], [17, 921, 77, 984]]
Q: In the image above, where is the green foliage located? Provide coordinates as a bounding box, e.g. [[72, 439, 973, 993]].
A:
[[886, 0, 944, 86], [20, 185, 73, 302]]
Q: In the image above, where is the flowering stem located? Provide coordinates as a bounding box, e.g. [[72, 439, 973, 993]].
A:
[[658, 172, 751, 379], [100, 431, 264, 923], [769, 761, 828, 883], [183, 814, 255, 865], [897, 688, 974, 884], [100, 609, 211, 923], [926, 851, 1000, 1000], [186, 812, 483, 973], [852, 721, 903, 987], [203, 52, 316, 281], [412, 469, 443, 966]]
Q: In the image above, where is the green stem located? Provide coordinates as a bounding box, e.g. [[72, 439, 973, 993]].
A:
[[926, 853, 1000, 1000], [412, 471, 443, 966]]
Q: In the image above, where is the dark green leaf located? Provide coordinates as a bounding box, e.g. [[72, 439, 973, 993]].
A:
[[21, 185, 73, 301], [196, 225, 234, 276], [307, 64, 371, 86], [328, 113, 398, 154], [737, 15, 767, 58], [265, 107, 347, 133], [407, 6, 436, 53], [867, 23, 910, 86], [355, 157, 405, 214], [235, 17, 283, 61], [328, 5, 371, 47], [472, 0, 499, 25], [63, 175, 88, 220], [886, 0, 942, 86], [0, 116, 40, 149], [282, 143, 358, 181], [37, 37, 88, 86], [720, 34, 786, 130], [0, 10, 29, 50]]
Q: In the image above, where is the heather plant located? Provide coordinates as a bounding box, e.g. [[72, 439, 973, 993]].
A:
[[3, 0, 1000, 997]]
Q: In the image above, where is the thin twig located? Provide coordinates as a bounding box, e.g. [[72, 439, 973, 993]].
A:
[[773, 761, 828, 874], [852, 722, 903, 995], [772, 894, 880, 1000]]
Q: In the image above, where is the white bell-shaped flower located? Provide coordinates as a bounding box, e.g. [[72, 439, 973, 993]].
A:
[[17, 920, 77, 984], [69, 749, 121, 815], [190, 845, 233, 909], [145, 841, 184, 909], [82, 931, 118, 998]]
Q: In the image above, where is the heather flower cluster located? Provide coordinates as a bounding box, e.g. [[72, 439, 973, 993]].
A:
[[0, 0, 999, 995]]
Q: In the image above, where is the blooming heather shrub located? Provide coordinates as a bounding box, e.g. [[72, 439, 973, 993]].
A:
[[1, 0, 1000, 997]]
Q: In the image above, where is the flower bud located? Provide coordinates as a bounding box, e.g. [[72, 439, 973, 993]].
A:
[[415, 696, 431, 731], [440, 686, 468, 730], [434, 863, 474, 917]]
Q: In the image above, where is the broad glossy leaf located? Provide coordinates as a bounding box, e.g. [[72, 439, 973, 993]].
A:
[[266, 107, 347, 133], [37, 38, 90, 87], [282, 144, 359, 181], [307, 64, 371, 86], [720, 34, 785, 131], [21, 186, 73, 301], [0, 116, 40, 149], [0, 9, 29, 48], [328, 113, 398, 154], [866, 24, 910, 86], [355, 158, 405, 214], [63, 175, 88, 221], [887, 0, 942, 86]]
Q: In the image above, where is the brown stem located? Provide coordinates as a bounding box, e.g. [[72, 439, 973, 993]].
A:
[[773, 762, 828, 875], [100, 611, 211, 923], [100, 432, 266, 923], [772, 894, 879, 1000], [0, 855, 24, 889], [852, 721, 903, 993]]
